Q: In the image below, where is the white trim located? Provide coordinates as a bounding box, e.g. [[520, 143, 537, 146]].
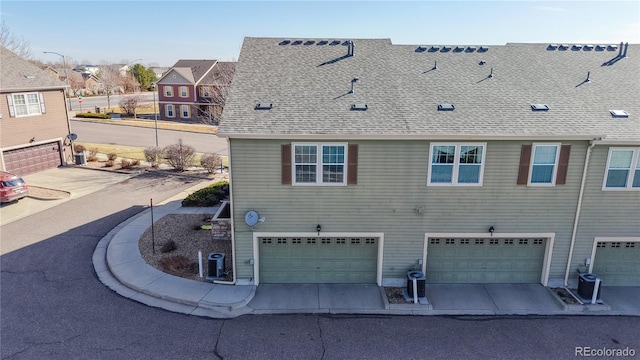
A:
[[427, 142, 486, 186], [179, 85, 189, 98], [180, 104, 190, 118], [9, 92, 44, 117], [601, 147, 640, 191], [422, 232, 555, 286], [588, 237, 640, 274], [252, 231, 385, 286], [528, 143, 561, 186], [291, 143, 348, 186], [166, 104, 175, 118], [163, 85, 173, 97]]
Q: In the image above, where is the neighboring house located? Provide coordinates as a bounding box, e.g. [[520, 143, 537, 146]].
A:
[[156, 60, 235, 123], [83, 74, 104, 95], [1, 46, 73, 175], [218, 38, 640, 288], [150, 66, 169, 79], [72, 64, 99, 76]]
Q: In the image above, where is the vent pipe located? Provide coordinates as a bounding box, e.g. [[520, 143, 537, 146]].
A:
[[488, 67, 494, 78], [586, 71, 591, 83], [347, 40, 354, 57], [618, 42, 624, 57], [433, 60, 437, 70], [349, 77, 359, 94], [623, 42, 629, 57]]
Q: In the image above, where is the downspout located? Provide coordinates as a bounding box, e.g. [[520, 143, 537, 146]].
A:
[[563, 139, 598, 286], [214, 138, 237, 285]]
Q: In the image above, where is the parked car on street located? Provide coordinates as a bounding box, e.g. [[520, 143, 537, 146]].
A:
[[0, 171, 29, 203]]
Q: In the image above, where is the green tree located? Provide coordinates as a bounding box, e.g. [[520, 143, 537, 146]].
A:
[[131, 64, 157, 90]]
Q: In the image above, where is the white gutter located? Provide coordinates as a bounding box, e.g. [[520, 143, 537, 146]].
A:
[[213, 138, 237, 285], [564, 139, 598, 286]]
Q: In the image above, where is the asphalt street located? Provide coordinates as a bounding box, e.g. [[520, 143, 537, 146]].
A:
[[70, 120, 228, 156], [1, 172, 639, 359]]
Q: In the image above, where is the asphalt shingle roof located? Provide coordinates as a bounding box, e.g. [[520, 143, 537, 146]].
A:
[[219, 38, 640, 141], [170, 59, 218, 84], [1, 46, 67, 91]]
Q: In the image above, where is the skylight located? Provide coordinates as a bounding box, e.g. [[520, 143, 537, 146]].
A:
[[351, 104, 368, 111], [609, 110, 629, 118], [531, 104, 549, 111]]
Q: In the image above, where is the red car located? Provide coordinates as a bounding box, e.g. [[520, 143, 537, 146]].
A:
[[0, 171, 29, 203]]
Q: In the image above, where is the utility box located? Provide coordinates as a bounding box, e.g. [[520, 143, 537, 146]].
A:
[[95, 106, 100, 114], [206, 252, 225, 281], [407, 270, 426, 298], [577, 273, 601, 301]]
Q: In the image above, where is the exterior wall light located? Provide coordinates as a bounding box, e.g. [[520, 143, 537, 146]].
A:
[[489, 226, 495, 236], [317, 224, 321, 236]]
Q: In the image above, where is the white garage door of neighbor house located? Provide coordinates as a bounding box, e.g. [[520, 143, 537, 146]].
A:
[[426, 237, 547, 283], [4, 142, 62, 176], [592, 241, 640, 286], [258, 236, 378, 284]]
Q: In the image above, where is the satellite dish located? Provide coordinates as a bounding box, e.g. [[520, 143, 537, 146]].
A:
[[67, 133, 78, 141], [244, 210, 259, 227]]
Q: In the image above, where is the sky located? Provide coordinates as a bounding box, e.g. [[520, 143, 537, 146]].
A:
[[2, 1, 639, 67]]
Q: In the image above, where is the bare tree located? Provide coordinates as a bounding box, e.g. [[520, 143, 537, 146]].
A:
[[67, 71, 85, 97], [0, 20, 32, 59], [98, 66, 124, 112], [119, 94, 141, 117], [196, 62, 236, 125]]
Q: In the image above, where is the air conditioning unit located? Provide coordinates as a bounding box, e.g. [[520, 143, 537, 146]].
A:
[[206, 252, 225, 281], [407, 270, 426, 298], [577, 273, 602, 303]]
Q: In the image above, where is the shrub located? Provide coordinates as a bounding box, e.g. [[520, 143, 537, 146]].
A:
[[131, 159, 140, 166], [120, 158, 132, 169], [144, 147, 164, 168], [163, 142, 195, 172], [75, 112, 110, 119], [158, 255, 197, 276], [104, 160, 114, 167], [160, 240, 177, 253], [182, 181, 229, 207], [87, 147, 99, 162], [200, 153, 222, 173], [107, 153, 118, 161], [119, 95, 140, 116], [73, 144, 86, 153]]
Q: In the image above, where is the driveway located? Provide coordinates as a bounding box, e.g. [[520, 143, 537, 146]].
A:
[[0, 167, 134, 229]]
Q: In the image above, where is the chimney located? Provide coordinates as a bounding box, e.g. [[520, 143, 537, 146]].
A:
[[623, 42, 629, 57]]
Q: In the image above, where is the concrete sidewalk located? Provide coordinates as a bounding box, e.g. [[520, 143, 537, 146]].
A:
[[94, 191, 640, 318]]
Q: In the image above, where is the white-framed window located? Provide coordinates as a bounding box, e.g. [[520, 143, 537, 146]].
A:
[[9, 92, 44, 117], [181, 105, 190, 118], [529, 144, 560, 185], [428, 143, 486, 185], [164, 86, 173, 97], [202, 87, 210, 97], [166, 104, 174, 117], [293, 143, 346, 185], [603, 148, 640, 190], [179, 86, 188, 98]]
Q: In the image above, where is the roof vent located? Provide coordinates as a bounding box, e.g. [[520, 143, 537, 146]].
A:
[[595, 45, 606, 51], [351, 104, 368, 111], [441, 46, 451, 52], [607, 44, 618, 51], [478, 46, 489, 53], [24, 75, 35, 79], [304, 40, 315, 45], [429, 46, 440, 52], [279, 40, 291, 46], [583, 44, 594, 51], [454, 46, 465, 52], [558, 44, 569, 51], [466, 46, 476, 52], [438, 104, 455, 111], [531, 104, 549, 111], [547, 44, 558, 50], [291, 40, 303, 45], [572, 44, 583, 51], [479, 60, 486, 65], [317, 40, 328, 45], [255, 103, 273, 110], [415, 46, 427, 53], [609, 110, 629, 118], [329, 40, 341, 46]]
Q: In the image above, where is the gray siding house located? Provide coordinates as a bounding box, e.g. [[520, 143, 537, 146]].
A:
[[217, 38, 639, 288]]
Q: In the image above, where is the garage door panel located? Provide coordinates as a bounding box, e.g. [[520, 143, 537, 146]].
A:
[[593, 242, 640, 286], [426, 237, 546, 284], [4, 142, 61, 176], [259, 236, 378, 284]]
